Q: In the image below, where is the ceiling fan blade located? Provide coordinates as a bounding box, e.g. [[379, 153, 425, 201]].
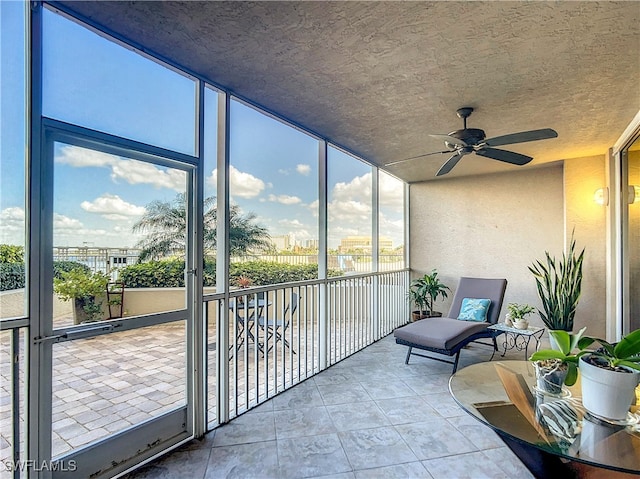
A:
[[429, 134, 468, 147], [475, 147, 533, 165], [436, 152, 465, 176], [483, 128, 558, 147], [385, 150, 451, 166]]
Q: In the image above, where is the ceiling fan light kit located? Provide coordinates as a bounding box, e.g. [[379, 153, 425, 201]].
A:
[[388, 107, 558, 176]]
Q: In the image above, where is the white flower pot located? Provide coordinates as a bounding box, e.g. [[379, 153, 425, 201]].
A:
[[579, 355, 640, 421]]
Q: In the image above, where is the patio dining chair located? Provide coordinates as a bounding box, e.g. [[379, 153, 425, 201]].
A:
[[257, 292, 298, 354], [394, 276, 507, 373]]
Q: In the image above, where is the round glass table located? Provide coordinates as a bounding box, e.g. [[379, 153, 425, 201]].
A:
[[449, 361, 640, 478]]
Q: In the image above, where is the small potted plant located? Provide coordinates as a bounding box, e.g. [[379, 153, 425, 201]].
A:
[[506, 303, 535, 330], [407, 269, 450, 321], [528, 234, 584, 333], [234, 275, 252, 304], [529, 327, 587, 395], [53, 268, 110, 324], [576, 329, 640, 421]]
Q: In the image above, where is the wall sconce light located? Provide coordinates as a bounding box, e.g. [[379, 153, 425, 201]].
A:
[[594, 187, 609, 206], [594, 186, 640, 205]]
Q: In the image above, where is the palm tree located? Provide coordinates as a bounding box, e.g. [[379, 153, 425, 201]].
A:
[[133, 193, 271, 261]]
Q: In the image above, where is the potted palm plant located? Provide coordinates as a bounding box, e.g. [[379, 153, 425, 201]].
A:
[[528, 234, 584, 336], [408, 269, 450, 321], [576, 329, 640, 421]]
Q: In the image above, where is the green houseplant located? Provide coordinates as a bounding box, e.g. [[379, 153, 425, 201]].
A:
[[54, 268, 110, 323], [408, 269, 450, 320], [506, 302, 535, 329], [528, 234, 585, 332], [576, 329, 640, 420], [529, 327, 588, 394]]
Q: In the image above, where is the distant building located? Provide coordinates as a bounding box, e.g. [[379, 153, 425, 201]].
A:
[[303, 239, 319, 249], [271, 234, 292, 251], [338, 236, 393, 253]]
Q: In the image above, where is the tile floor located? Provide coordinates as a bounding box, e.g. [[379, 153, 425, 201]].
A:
[[122, 334, 536, 479]]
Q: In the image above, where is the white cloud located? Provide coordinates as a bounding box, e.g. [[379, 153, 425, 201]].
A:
[[56, 146, 119, 168], [296, 164, 311, 176], [53, 213, 85, 231], [81, 194, 147, 218], [278, 218, 304, 227], [278, 168, 290, 175], [0, 207, 25, 244], [56, 145, 185, 192], [209, 165, 266, 199], [111, 160, 185, 191], [332, 172, 372, 202], [52, 213, 143, 247], [268, 194, 302, 205], [378, 171, 405, 212]]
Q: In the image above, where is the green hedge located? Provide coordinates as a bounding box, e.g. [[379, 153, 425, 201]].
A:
[[0, 260, 90, 292], [119, 259, 342, 288], [0, 263, 25, 291], [1, 257, 343, 291]]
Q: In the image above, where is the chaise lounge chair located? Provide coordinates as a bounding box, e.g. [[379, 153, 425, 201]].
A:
[[394, 276, 507, 373]]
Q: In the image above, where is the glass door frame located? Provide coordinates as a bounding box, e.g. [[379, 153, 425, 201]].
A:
[[611, 112, 640, 340], [28, 118, 202, 478]]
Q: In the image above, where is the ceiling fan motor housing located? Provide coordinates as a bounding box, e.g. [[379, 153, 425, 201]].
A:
[[447, 128, 486, 147]]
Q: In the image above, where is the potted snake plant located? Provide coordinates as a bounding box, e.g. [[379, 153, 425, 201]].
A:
[[529, 233, 585, 350]]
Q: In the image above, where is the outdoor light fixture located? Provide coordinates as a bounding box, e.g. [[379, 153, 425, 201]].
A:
[[594, 187, 609, 206], [594, 186, 640, 205]]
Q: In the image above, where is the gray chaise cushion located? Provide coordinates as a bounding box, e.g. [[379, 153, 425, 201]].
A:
[[394, 317, 489, 350]]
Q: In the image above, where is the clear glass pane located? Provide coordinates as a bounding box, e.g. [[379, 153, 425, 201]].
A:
[[0, 0, 27, 320], [327, 147, 373, 274], [203, 86, 218, 290], [52, 142, 187, 328], [43, 8, 196, 155], [378, 170, 405, 270], [204, 87, 219, 426], [0, 329, 27, 476], [51, 321, 186, 458], [228, 99, 319, 286]]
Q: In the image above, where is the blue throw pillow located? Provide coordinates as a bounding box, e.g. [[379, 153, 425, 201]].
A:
[[457, 298, 491, 322]]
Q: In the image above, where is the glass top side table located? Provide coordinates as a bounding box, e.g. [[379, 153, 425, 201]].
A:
[[488, 323, 545, 359]]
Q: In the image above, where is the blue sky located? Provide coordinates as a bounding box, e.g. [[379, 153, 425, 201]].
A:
[[1, 3, 404, 251]]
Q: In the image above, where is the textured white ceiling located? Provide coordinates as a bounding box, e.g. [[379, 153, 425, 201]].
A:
[[55, 1, 640, 183]]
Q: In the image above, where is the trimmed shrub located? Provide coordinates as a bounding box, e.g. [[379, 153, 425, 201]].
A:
[[0, 260, 90, 292], [119, 259, 342, 288], [0, 245, 24, 263], [0, 263, 25, 291], [120, 259, 187, 288]]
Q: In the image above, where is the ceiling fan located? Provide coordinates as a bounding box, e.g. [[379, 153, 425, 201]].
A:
[[386, 107, 558, 176]]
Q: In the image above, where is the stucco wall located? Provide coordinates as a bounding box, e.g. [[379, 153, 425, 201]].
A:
[[410, 164, 564, 327], [410, 157, 608, 335], [564, 155, 607, 337]]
